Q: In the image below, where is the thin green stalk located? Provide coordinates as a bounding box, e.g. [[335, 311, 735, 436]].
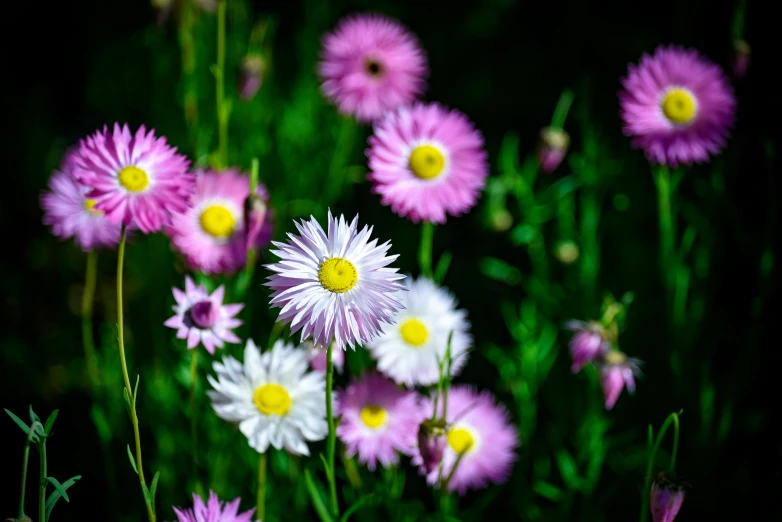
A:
[[323, 117, 356, 203], [257, 451, 267, 521], [655, 165, 675, 289], [418, 222, 435, 279], [441, 335, 453, 422], [550, 89, 574, 130], [117, 225, 156, 522], [190, 348, 202, 496], [216, 0, 228, 167], [580, 182, 600, 308], [639, 412, 681, 522], [18, 422, 41, 518], [81, 250, 99, 389], [325, 341, 339, 517], [38, 437, 46, 522]]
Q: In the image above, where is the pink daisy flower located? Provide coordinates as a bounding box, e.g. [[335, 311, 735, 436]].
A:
[[599, 350, 642, 410], [619, 45, 736, 167], [318, 13, 428, 123], [73, 123, 194, 233], [172, 490, 257, 522], [41, 149, 122, 251], [367, 102, 488, 224], [336, 371, 424, 471], [164, 276, 243, 354], [413, 386, 519, 495], [166, 169, 274, 274]]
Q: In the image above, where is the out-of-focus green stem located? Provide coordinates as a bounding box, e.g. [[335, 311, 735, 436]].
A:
[[257, 451, 267, 521], [325, 341, 339, 517], [324, 117, 356, 203], [38, 435, 46, 522], [189, 348, 202, 496], [341, 451, 362, 490], [550, 89, 574, 130], [216, 0, 228, 167], [418, 222, 434, 279], [655, 165, 675, 289], [580, 184, 600, 307], [639, 412, 682, 522], [17, 421, 41, 518], [81, 250, 100, 390]]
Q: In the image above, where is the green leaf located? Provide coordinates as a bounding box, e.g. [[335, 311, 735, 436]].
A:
[[44, 410, 59, 435], [533, 480, 564, 502], [319, 453, 333, 481], [479, 257, 521, 285], [150, 471, 161, 504], [555, 449, 581, 489], [123, 388, 132, 420], [339, 494, 377, 522], [304, 469, 334, 522], [45, 475, 81, 520], [141, 481, 152, 506], [127, 445, 139, 475], [29, 405, 41, 424], [433, 251, 453, 284], [498, 132, 521, 175], [133, 375, 140, 408], [5, 409, 37, 441], [46, 477, 71, 502], [510, 224, 537, 245]]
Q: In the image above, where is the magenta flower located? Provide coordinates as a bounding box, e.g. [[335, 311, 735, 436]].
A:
[[171, 490, 256, 522], [336, 371, 424, 471], [564, 320, 611, 373], [619, 45, 736, 167], [650, 472, 687, 522], [537, 127, 570, 173], [166, 169, 273, 274], [413, 386, 519, 495], [599, 351, 642, 410], [73, 123, 193, 233], [40, 149, 122, 251], [318, 13, 428, 122], [164, 276, 243, 354], [367, 102, 489, 224]]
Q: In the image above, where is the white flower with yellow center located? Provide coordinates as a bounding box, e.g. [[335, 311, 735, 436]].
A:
[[367, 277, 471, 387], [207, 339, 327, 455]]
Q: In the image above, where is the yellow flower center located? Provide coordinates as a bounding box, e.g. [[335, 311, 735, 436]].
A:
[[661, 88, 697, 125], [409, 145, 446, 180], [447, 427, 475, 455], [253, 383, 292, 416], [117, 166, 149, 192], [360, 405, 388, 429], [400, 318, 428, 347], [318, 257, 358, 293], [200, 205, 236, 238], [83, 199, 101, 214]]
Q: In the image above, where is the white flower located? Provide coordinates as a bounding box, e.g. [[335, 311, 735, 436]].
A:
[[367, 277, 471, 387], [207, 338, 327, 455], [265, 210, 406, 351]]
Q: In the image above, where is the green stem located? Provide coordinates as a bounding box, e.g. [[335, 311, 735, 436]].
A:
[[323, 117, 356, 203], [190, 348, 202, 496], [81, 251, 100, 390], [418, 222, 435, 279], [580, 182, 600, 308], [18, 422, 41, 518], [117, 225, 156, 522], [550, 89, 575, 130], [216, 0, 228, 167], [38, 438, 46, 522], [655, 165, 675, 289], [257, 451, 267, 521], [639, 412, 681, 522], [326, 341, 339, 517], [441, 334, 453, 422]]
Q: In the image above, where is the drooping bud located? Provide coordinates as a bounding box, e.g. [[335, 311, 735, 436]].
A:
[[243, 192, 267, 252], [238, 54, 266, 101], [537, 127, 570, 174], [564, 320, 610, 373], [417, 419, 447, 474], [650, 472, 687, 522], [731, 39, 751, 79], [598, 350, 642, 410]]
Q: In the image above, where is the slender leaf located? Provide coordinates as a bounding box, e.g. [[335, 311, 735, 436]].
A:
[[29, 405, 41, 424], [150, 471, 161, 504], [533, 480, 564, 501], [555, 449, 581, 489], [339, 494, 377, 522], [127, 445, 139, 474], [434, 251, 453, 284], [319, 453, 333, 481], [5, 409, 37, 441], [141, 481, 152, 506], [479, 257, 522, 285], [133, 374, 140, 408], [44, 409, 59, 435], [45, 475, 81, 520], [46, 477, 71, 503], [304, 469, 334, 522]]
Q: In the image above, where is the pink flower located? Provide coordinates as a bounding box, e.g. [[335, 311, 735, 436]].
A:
[[166, 169, 273, 275], [619, 45, 736, 167], [367, 102, 488, 224], [537, 127, 570, 173], [318, 13, 428, 122], [564, 320, 611, 373], [599, 351, 642, 410], [171, 490, 256, 522], [650, 472, 687, 522], [40, 149, 122, 251], [164, 276, 243, 355], [73, 123, 193, 233], [336, 372, 424, 471]]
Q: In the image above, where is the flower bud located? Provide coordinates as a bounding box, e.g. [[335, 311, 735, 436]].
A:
[[650, 471, 687, 522], [243, 192, 267, 252], [555, 240, 579, 264], [238, 54, 266, 101], [537, 127, 570, 174], [731, 39, 750, 79], [564, 320, 610, 373], [417, 420, 447, 474], [490, 209, 513, 232]]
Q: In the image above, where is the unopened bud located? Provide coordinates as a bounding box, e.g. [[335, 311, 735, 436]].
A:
[[490, 209, 513, 232], [417, 421, 447, 474], [537, 127, 570, 174], [731, 39, 750, 79], [243, 193, 267, 252], [555, 240, 579, 264], [650, 471, 687, 522], [238, 54, 266, 101]]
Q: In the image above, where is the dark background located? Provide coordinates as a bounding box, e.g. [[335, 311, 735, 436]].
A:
[[3, 0, 780, 520]]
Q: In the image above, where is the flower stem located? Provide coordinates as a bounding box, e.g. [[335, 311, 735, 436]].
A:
[[38, 437, 46, 522], [81, 250, 100, 390], [216, 0, 228, 168], [418, 221, 435, 279], [550, 89, 574, 130], [257, 451, 267, 521], [655, 165, 675, 289], [17, 422, 41, 518], [190, 348, 202, 496], [325, 341, 339, 517], [117, 224, 156, 522], [639, 411, 682, 522]]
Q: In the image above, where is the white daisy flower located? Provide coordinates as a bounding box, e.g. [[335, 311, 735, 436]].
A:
[[264, 210, 406, 351], [207, 338, 327, 455], [367, 277, 471, 387]]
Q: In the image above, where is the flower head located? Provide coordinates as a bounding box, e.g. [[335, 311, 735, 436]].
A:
[[172, 490, 257, 522], [336, 371, 424, 471], [208, 339, 327, 455], [565, 320, 611, 373], [413, 386, 518, 495], [164, 276, 243, 355], [40, 149, 123, 251], [368, 277, 471, 387], [73, 123, 193, 233], [166, 169, 273, 274], [367, 102, 488, 224], [318, 13, 427, 122], [650, 472, 687, 522], [619, 45, 736, 167], [265, 211, 405, 351], [537, 127, 570, 173], [599, 350, 642, 410]]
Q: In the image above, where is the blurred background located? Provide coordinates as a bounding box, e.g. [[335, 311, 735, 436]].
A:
[[2, 0, 780, 520]]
